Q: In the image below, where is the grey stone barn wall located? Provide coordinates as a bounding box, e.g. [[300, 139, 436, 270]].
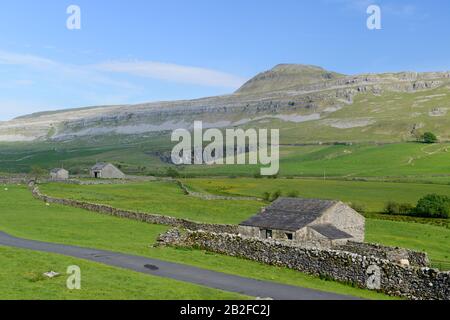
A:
[[91, 164, 125, 179], [316, 202, 365, 242], [160, 229, 449, 300]]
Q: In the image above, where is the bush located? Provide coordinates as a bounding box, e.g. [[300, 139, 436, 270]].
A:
[[421, 132, 438, 144], [262, 192, 271, 201], [384, 201, 414, 215], [165, 167, 180, 178], [253, 172, 262, 179], [414, 194, 450, 218], [269, 190, 282, 202], [287, 190, 299, 198], [349, 202, 366, 214]]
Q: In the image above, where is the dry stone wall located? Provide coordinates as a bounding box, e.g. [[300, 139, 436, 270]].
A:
[[335, 241, 429, 268], [160, 229, 449, 300], [29, 182, 239, 234]]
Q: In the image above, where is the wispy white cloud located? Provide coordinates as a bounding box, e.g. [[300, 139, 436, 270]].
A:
[[0, 50, 246, 89], [0, 49, 135, 89], [95, 60, 247, 88]]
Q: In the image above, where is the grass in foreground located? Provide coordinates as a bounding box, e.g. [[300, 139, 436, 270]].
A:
[[0, 246, 247, 300], [0, 185, 393, 300]]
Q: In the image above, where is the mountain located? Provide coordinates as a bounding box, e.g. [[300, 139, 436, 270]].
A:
[[236, 64, 345, 94], [1, 64, 450, 144]]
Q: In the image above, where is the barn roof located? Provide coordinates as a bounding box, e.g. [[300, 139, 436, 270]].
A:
[[309, 224, 352, 240], [91, 162, 110, 170], [50, 168, 67, 174], [239, 197, 338, 232]]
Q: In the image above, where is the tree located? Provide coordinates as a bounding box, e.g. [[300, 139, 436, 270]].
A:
[[421, 132, 438, 144], [30, 165, 46, 181], [414, 194, 450, 218], [165, 167, 180, 178]]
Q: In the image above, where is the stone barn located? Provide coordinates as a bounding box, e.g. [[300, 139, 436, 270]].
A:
[[239, 198, 365, 248], [50, 168, 69, 180], [90, 162, 125, 179]]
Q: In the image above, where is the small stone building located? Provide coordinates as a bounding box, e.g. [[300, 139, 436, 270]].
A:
[[49, 168, 69, 180], [90, 162, 125, 179], [239, 198, 365, 248]]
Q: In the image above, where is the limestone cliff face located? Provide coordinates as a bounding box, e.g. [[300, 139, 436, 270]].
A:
[[1, 64, 449, 142]]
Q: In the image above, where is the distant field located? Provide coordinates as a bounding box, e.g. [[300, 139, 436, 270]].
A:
[[179, 142, 450, 179], [0, 185, 392, 299], [40, 181, 263, 224], [1, 138, 450, 182], [183, 178, 450, 213], [0, 246, 246, 300]]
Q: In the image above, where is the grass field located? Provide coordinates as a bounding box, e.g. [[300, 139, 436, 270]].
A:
[[178, 142, 450, 179], [39, 181, 262, 224], [0, 246, 246, 300], [0, 185, 393, 300], [38, 180, 450, 269], [181, 178, 450, 213], [1, 137, 450, 182]]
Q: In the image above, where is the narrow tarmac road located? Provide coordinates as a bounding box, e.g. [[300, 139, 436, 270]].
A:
[[0, 231, 358, 300]]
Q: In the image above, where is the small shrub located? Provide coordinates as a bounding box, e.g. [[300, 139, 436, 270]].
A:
[[287, 190, 299, 198], [269, 190, 282, 202], [384, 201, 401, 215], [262, 192, 271, 201], [384, 201, 414, 216], [349, 202, 366, 214], [165, 167, 180, 178], [253, 172, 262, 179]]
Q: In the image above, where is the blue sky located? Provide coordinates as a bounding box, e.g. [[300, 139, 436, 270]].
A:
[[0, 0, 449, 120]]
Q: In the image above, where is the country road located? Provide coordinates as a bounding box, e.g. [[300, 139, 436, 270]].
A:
[[0, 231, 358, 300]]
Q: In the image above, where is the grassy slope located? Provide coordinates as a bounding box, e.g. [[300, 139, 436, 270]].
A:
[[182, 178, 450, 213], [177, 142, 450, 178], [0, 246, 246, 300], [0, 185, 392, 300]]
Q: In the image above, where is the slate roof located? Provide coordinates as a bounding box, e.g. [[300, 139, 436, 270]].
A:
[[50, 168, 67, 174], [91, 162, 110, 171], [240, 198, 338, 232], [309, 224, 352, 240]]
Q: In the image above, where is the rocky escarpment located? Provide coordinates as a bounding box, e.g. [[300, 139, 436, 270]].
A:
[[1, 64, 450, 142]]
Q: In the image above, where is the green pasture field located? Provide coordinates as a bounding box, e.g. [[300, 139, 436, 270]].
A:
[[0, 246, 246, 300], [39, 181, 262, 225], [37, 180, 450, 270], [0, 185, 393, 300], [182, 178, 450, 213]]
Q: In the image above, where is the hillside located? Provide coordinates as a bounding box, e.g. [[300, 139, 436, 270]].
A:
[[1, 64, 450, 144]]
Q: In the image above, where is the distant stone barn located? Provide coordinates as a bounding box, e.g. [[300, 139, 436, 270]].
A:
[[90, 163, 125, 179], [239, 198, 365, 248], [50, 168, 69, 180]]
